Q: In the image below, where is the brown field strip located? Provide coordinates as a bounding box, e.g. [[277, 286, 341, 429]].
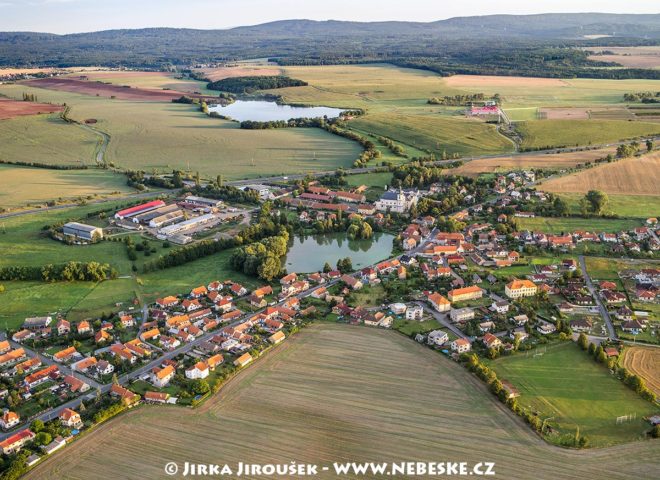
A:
[[448, 147, 615, 176], [539, 152, 660, 196], [22, 78, 191, 102], [25, 325, 658, 480], [0, 98, 63, 119], [622, 347, 660, 398]]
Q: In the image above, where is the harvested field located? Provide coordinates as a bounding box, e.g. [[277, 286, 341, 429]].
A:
[[621, 347, 660, 398], [24, 324, 660, 480], [540, 152, 660, 196], [197, 65, 282, 82], [0, 97, 63, 119], [23, 77, 191, 102], [539, 107, 590, 120], [448, 147, 615, 176], [585, 47, 660, 69], [444, 75, 569, 89]]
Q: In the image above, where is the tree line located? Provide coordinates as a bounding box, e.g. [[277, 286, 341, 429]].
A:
[[0, 261, 117, 282], [207, 76, 308, 94], [0, 159, 88, 170], [623, 91, 660, 103], [427, 93, 495, 106]]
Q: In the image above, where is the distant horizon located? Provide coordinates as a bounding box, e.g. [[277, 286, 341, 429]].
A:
[[4, 12, 660, 35], [0, 0, 658, 35]]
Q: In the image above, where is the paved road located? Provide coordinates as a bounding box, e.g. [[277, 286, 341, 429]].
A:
[[579, 255, 617, 340], [418, 303, 470, 340]]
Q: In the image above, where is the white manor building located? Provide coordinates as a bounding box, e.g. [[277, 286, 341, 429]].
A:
[[374, 189, 420, 213]]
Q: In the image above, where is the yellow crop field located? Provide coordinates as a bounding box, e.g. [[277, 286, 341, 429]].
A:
[[540, 152, 660, 195]]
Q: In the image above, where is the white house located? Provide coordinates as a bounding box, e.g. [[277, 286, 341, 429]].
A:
[[427, 330, 449, 346], [405, 305, 424, 320], [185, 361, 210, 380]]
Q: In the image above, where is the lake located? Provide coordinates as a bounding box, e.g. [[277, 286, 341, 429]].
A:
[[283, 232, 395, 273], [208, 100, 345, 122]]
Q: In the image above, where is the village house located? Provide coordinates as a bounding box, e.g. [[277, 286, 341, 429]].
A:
[[0, 411, 20, 430], [53, 346, 79, 363], [64, 375, 90, 393], [448, 285, 483, 302], [0, 429, 35, 455], [482, 333, 502, 350], [451, 338, 471, 353], [450, 307, 475, 323], [56, 319, 70, 336], [120, 315, 135, 328], [185, 361, 209, 379], [536, 322, 557, 335], [491, 301, 510, 314], [145, 391, 170, 404], [405, 305, 424, 321], [156, 296, 179, 308], [341, 275, 363, 290], [59, 408, 82, 428], [511, 314, 529, 326], [77, 320, 92, 335], [505, 279, 538, 299], [427, 293, 451, 313], [569, 318, 593, 333], [151, 365, 175, 388], [427, 330, 449, 346], [110, 384, 140, 406], [269, 331, 286, 345], [234, 352, 253, 368]]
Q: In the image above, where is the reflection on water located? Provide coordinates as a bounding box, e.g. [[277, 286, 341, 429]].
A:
[[283, 232, 395, 273], [208, 100, 344, 122]]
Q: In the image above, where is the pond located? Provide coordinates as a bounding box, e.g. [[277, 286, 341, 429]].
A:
[[283, 232, 395, 273], [208, 100, 345, 122]]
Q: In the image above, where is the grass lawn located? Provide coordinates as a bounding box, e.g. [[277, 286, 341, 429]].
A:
[[393, 317, 441, 336], [584, 257, 658, 281], [517, 119, 660, 149], [0, 164, 135, 208], [488, 342, 659, 447], [556, 193, 660, 219], [0, 83, 363, 180], [345, 171, 392, 189], [517, 216, 643, 234], [348, 284, 387, 307]]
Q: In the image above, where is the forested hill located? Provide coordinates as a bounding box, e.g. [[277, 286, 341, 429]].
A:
[[1, 13, 660, 71]]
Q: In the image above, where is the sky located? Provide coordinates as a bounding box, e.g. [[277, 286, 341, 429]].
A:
[[0, 0, 658, 34]]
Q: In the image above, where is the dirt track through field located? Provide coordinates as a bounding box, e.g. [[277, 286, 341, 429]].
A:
[[24, 325, 658, 480], [622, 347, 660, 397]]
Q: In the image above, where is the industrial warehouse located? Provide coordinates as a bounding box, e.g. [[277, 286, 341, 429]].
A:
[[61, 222, 104, 243], [110, 195, 246, 244]]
